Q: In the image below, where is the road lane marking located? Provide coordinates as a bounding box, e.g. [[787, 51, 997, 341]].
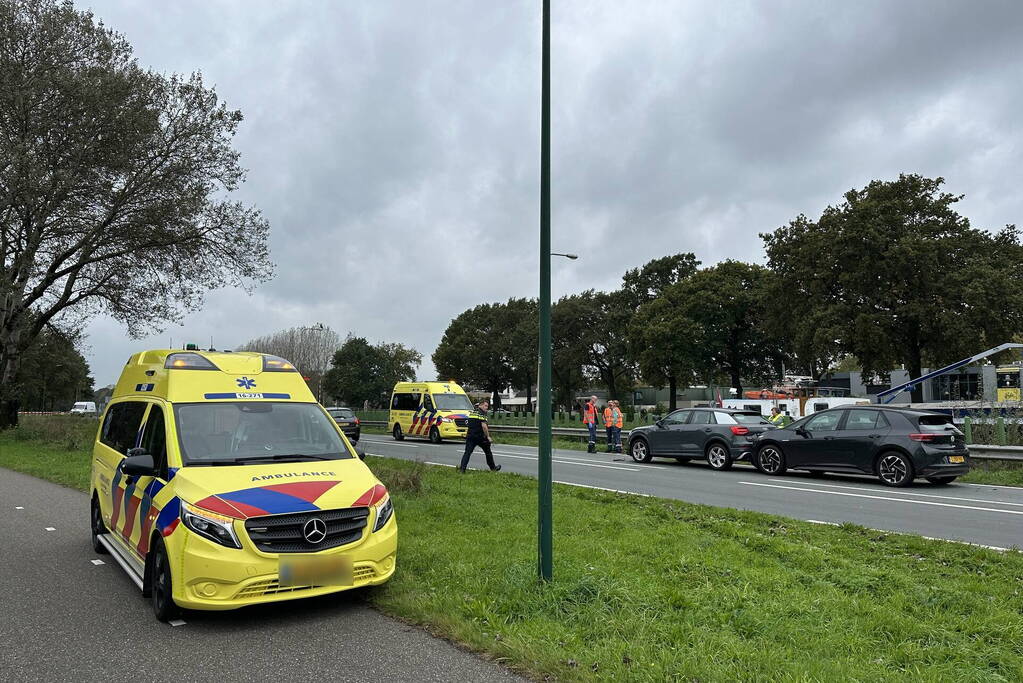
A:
[[15, 506, 24, 509], [963, 482, 1023, 491], [45, 527, 55, 531], [555, 480, 651, 496], [366, 441, 420, 449], [766, 478, 1023, 507], [425, 462, 457, 468], [739, 481, 1023, 516], [169, 619, 187, 627], [806, 519, 839, 525], [495, 452, 638, 471], [90, 559, 105, 565]]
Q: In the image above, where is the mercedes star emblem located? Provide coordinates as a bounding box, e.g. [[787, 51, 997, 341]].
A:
[[303, 517, 327, 544]]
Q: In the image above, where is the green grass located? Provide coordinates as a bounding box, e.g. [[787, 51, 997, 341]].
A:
[[4, 416, 1023, 679], [961, 460, 1023, 487]]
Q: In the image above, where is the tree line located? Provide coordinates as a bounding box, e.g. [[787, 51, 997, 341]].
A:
[[434, 174, 1023, 408]]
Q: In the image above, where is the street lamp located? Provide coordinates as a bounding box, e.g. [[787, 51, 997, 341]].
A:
[[551, 252, 578, 260], [537, 0, 553, 583]]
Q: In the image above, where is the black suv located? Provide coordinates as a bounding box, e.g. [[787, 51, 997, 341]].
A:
[[628, 408, 776, 470], [753, 406, 970, 487], [326, 406, 360, 444]]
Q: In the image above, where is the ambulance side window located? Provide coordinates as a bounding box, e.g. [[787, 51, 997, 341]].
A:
[[423, 394, 434, 411], [392, 393, 419, 411], [100, 401, 147, 455], [139, 405, 168, 480]]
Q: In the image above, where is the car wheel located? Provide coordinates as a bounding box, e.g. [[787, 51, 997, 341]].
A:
[[392, 424, 404, 441], [926, 475, 957, 485], [756, 444, 787, 475], [149, 536, 181, 623], [629, 438, 652, 463], [91, 496, 108, 554], [429, 427, 442, 444], [706, 443, 733, 471], [877, 451, 914, 487]]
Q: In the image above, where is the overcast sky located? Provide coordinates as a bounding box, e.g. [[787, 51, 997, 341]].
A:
[[82, 0, 1023, 387]]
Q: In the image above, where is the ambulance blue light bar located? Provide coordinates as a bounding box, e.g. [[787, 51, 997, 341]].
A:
[[165, 352, 219, 370], [262, 355, 298, 372]]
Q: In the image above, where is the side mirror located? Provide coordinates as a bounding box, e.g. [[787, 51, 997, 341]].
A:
[[795, 427, 808, 437], [356, 448, 367, 461], [122, 452, 157, 477], [655, 419, 664, 428]]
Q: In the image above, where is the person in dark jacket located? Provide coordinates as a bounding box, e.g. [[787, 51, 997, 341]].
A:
[[458, 399, 501, 473]]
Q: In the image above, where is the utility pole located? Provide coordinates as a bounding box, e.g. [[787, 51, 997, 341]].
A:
[[537, 0, 553, 582]]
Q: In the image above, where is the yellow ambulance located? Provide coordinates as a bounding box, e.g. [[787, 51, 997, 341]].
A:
[[89, 347, 397, 622], [389, 381, 474, 443]]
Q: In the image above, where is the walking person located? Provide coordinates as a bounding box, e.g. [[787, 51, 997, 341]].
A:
[[603, 401, 614, 452], [611, 400, 624, 453], [459, 399, 501, 473], [583, 395, 598, 453]]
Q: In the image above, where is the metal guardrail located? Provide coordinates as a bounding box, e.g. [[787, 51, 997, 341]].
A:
[[362, 420, 1023, 462]]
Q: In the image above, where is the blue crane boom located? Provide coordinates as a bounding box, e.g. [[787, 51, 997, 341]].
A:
[[876, 343, 1023, 404]]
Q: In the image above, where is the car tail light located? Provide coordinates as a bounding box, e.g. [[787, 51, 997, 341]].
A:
[[908, 433, 937, 442], [354, 417, 360, 425], [730, 426, 749, 435]]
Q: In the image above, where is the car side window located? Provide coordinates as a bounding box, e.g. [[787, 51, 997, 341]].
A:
[[689, 411, 712, 425], [713, 412, 738, 425], [392, 393, 419, 411], [804, 412, 840, 431], [423, 394, 434, 411], [663, 410, 690, 425], [842, 409, 880, 430], [139, 405, 169, 479], [100, 401, 147, 455]]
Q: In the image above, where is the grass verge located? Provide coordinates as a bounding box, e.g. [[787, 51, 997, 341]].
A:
[[4, 417, 1023, 680]]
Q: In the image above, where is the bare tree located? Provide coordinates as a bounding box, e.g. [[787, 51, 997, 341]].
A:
[[238, 324, 342, 399], [0, 0, 272, 427]]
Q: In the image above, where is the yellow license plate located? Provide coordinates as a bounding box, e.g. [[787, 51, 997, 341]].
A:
[[948, 455, 965, 463]]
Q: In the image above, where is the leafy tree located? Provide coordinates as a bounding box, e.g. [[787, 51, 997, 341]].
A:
[[764, 174, 1023, 400], [322, 336, 421, 408], [502, 298, 538, 412], [15, 326, 93, 411], [624, 253, 700, 409], [659, 261, 780, 396], [0, 0, 271, 427], [432, 303, 512, 408], [621, 252, 700, 310], [551, 295, 589, 412], [569, 290, 634, 400]]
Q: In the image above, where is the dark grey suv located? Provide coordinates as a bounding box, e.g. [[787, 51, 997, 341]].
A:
[[628, 408, 776, 470], [753, 406, 970, 486]]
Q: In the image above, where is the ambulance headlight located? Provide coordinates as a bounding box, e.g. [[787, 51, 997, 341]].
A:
[[181, 502, 242, 549], [372, 494, 393, 532], [441, 417, 453, 423]]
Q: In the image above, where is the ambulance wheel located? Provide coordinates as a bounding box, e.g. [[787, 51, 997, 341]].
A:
[[91, 495, 108, 554], [149, 536, 181, 623], [429, 427, 442, 444], [392, 424, 404, 441]]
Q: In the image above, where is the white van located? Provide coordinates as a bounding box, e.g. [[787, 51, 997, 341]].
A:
[[70, 401, 97, 415]]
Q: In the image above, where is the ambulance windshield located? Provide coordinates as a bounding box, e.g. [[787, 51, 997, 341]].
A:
[[432, 393, 473, 411], [174, 402, 353, 465]]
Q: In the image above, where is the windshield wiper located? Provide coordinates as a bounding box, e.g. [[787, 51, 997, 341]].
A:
[[188, 459, 249, 466], [233, 453, 336, 463]]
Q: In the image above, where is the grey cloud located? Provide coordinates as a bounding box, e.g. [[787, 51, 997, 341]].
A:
[[81, 0, 1023, 385]]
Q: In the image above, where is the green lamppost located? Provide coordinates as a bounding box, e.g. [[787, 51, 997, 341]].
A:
[[537, 0, 553, 582]]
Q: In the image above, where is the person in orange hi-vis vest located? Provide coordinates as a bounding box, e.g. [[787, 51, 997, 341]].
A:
[[603, 403, 614, 452], [582, 395, 598, 453], [611, 400, 624, 453]]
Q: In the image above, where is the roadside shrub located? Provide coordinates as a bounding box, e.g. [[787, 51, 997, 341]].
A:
[[374, 458, 426, 495]]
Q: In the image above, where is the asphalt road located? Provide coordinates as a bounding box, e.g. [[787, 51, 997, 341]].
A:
[[361, 435, 1023, 551], [0, 468, 523, 682]]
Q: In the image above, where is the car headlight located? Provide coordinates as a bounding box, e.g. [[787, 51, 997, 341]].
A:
[[372, 494, 394, 532], [181, 501, 242, 549], [441, 417, 453, 423]]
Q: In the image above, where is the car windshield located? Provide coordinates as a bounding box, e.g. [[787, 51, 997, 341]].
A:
[[331, 408, 355, 419], [433, 393, 473, 411], [174, 402, 353, 466], [917, 415, 962, 434]]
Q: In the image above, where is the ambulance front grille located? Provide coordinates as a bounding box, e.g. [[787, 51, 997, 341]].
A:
[[235, 565, 379, 597], [244, 507, 370, 553], [454, 418, 468, 428]]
